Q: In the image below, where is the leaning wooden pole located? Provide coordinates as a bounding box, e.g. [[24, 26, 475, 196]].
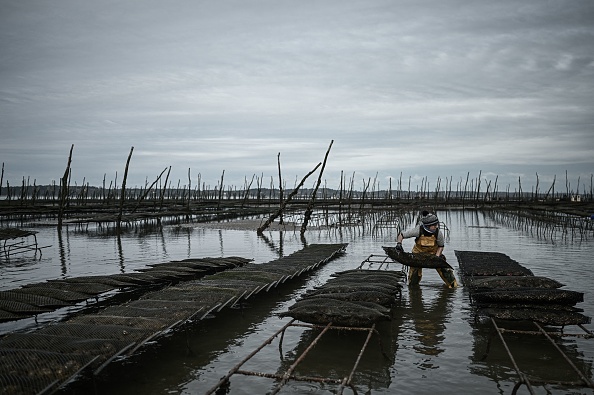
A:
[[301, 140, 334, 236], [132, 167, 169, 214], [0, 162, 4, 199], [187, 168, 192, 211], [476, 170, 482, 204], [257, 162, 321, 235], [117, 146, 134, 233], [159, 166, 171, 211], [543, 176, 556, 202], [277, 153, 284, 224], [242, 174, 255, 208], [338, 170, 344, 211], [217, 170, 225, 210], [359, 177, 370, 212], [57, 144, 74, 230]]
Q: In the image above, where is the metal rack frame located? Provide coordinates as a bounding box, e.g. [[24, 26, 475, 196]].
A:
[[485, 318, 594, 394], [1, 228, 47, 259], [204, 319, 390, 395]]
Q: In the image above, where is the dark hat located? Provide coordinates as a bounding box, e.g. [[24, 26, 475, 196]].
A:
[[421, 212, 439, 226]]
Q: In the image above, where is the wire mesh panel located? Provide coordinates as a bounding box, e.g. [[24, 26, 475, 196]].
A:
[[107, 273, 158, 285], [0, 309, 22, 323], [70, 314, 176, 331], [13, 287, 91, 303], [38, 323, 152, 342], [35, 281, 116, 295], [0, 300, 51, 315], [133, 270, 193, 281], [0, 244, 349, 395], [455, 250, 594, 392], [455, 250, 534, 277], [206, 261, 402, 395], [0, 291, 70, 308], [0, 333, 133, 359], [456, 249, 591, 326], [56, 276, 138, 287], [0, 349, 96, 395]]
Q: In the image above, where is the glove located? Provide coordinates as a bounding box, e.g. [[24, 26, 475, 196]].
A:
[[395, 242, 404, 252]]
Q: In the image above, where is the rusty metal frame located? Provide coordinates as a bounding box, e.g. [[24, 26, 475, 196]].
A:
[[204, 319, 390, 395], [488, 317, 594, 394], [356, 254, 394, 270], [357, 254, 407, 291], [1, 232, 49, 259]]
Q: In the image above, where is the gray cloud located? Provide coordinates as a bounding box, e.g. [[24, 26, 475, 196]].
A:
[[1, 0, 593, 192]]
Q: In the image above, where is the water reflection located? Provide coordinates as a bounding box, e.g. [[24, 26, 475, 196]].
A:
[[469, 319, 594, 390], [160, 225, 169, 256], [86, 287, 311, 395], [1, 209, 593, 394], [274, 316, 403, 393], [116, 233, 125, 272], [186, 227, 191, 257], [407, 286, 455, 359], [57, 229, 67, 276], [257, 231, 285, 257]]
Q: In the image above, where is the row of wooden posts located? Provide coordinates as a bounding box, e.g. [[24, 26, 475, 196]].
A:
[[1, 144, 593, 233]]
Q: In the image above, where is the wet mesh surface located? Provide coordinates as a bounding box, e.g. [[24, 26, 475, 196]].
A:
[[0, 244, 348, 395], [56, 276, 138, 287], [12, 287, 91, 302], [69, 314, 172, 331], [35, 281, 116, 295], [281, 266, 404, 327], [0, 290, 70, 308], [38, 323, 151, 342], [0, 310, 21, 322], [455, 250, 590, 326], [455, 250, 534, 276], [0, 349, 95, 395], [1, 333, 133, 358], [0, 300, 51, 314], [0, 257, 253, 323], [97, 304, 203, 323]]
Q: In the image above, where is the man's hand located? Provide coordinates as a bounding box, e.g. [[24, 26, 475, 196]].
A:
[[395, 242, 404, 252]]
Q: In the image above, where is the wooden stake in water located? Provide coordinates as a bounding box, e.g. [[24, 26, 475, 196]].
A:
[[301, 140, 333, 236], [58, 144, 74, 230], [117, 146, 134, 233]]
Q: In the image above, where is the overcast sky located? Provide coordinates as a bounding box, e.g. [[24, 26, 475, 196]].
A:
[[1, 0, 593, 194]]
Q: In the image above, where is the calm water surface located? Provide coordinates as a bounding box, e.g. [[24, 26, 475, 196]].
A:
[[1, 209, 593, 395]]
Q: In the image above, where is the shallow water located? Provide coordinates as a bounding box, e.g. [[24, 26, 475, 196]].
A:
[[1, 209, 594, 395]]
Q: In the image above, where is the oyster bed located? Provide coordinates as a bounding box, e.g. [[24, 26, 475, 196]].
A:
[[280, 268, 404, 327], [382, 246, 453, 269], [0, 243, 347, 395], [455, 250, 591, 326]]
